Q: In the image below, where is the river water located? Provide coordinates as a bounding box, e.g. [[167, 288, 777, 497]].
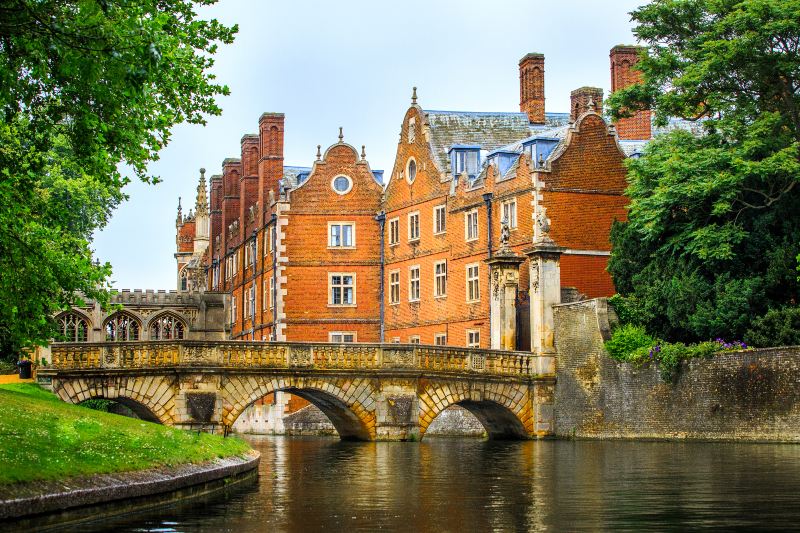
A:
[[69, 435, 800, 532]]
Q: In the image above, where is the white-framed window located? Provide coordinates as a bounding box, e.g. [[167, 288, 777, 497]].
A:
[[329, 331, 356, 343], [388, 217, 399, 246], [467, 329, 480, 348], [329, 273, 356, 306], [331, 175, 353, 195], [269, 278, 274, 309], [409, 335, 420, 344], [263, 277, 273, 310], [264, 229, 273, 255], [392, 337, 401, 344], [408, 265, 420, 302], [466, 263, 480, 302], [408, 211, 420, 242], [501, 199, 518, 229], [434, 260, 447, 298], [406, 157, 417, 184], [230, 295, 237, 325], [244, 284, 255, 318], [465, 209, 479, 241], [434, 205, 447, 234], [389, 270, 400, 304], [329, 222, 355, 248], [435, 333, 447, 346]]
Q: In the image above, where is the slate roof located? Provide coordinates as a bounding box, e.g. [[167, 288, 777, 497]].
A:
[[423, 110, 569, 173], [282, 166, 313, 188]]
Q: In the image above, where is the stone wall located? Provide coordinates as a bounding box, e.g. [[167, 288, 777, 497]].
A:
[[553, 298, 800, 442]]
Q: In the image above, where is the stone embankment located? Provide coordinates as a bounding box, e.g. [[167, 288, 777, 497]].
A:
[[0, 450, 259, 525], [553, 298, 800, 442]]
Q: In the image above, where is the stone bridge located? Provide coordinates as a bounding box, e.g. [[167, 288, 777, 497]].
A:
[[38, 341, 555, 441]]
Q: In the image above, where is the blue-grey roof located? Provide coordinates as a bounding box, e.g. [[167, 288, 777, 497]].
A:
[[282, 166, 313, 188]]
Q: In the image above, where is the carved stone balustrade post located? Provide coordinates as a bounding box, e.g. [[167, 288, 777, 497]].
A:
[[485, 249, 525, 351]]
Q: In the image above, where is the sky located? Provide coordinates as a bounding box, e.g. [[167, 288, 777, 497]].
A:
[[93, 0, 645, 290]]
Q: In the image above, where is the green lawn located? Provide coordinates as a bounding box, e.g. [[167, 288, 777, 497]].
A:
[[0, 383, 251, 485]]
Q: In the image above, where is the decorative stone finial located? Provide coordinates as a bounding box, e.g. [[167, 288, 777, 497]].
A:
[[538, 153, 545, 168], [176, 197, 183, 225], [412, 86, 417, 105], [316, 144, 321, 161], [361, 145, 366, 160], [200, 167, 206, 177], [338, 127, 343, 142], [535, 207, 552, 243], [500, 216, 511, 250]]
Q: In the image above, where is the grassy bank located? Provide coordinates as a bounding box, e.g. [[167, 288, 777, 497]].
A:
[[0, 384, 250, 485]]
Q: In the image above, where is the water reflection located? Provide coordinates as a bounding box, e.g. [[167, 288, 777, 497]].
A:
[[60, 437, 800, 532]]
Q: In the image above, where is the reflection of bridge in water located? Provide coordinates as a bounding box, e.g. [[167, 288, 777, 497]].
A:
[[39, 341, 556, 441]]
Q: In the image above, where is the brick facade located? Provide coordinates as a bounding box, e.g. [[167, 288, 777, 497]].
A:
[[610, 45, 652, 140]]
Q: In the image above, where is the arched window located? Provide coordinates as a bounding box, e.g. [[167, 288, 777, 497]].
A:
[[150, 314, 186, 340], [180, 268, 188, 291], [57, 313, 89, 342], [105, 312, 140, 341]]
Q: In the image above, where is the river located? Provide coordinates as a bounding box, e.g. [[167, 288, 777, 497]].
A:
[[66, 435, 800, 531]]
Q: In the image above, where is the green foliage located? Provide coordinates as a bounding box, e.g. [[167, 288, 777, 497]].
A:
[[0, 384, 250, 485], [745, 307, 800, 347], [606, 0, 800, 343], [0, 1, 237, 358], [604, 324, 656, 361], [80, 398, 116, 412], [0, 360, 15, 375], [607, 294, 644, 326]]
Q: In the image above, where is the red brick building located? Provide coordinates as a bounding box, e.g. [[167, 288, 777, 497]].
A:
[[177, 46, 651, 350]]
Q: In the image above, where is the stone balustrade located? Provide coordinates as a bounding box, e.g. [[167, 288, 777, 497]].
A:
[[46, 341, 554, 379]]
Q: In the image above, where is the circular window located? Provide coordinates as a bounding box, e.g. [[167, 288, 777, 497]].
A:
[[332, 175, 352, 195], [406, 158, 417, 184]]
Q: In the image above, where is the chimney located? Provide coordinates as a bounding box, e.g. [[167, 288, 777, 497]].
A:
[[610, 45, 652, 140], [519, 53, 545, 124], [570, 87, 603, 122], [258, 113, 285, 214]]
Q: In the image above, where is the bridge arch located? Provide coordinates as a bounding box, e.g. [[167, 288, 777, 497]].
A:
[[53, 375, 176, 425], [222, 375, 377, 441], [418, 380, 533, 440]]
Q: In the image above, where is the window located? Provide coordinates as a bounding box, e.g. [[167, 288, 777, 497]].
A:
[[388, 217, 399, 246], [392, 337, 401, 344], [406, 158, 417, 183], [408, 211, 420, 242], [263, 278, 269, 310], [244, 286, 251, 318], [409, 335, 420, 344], [408, 265, 420, 302], [245, 240, 255, 268], [58, 313, 89, 342], [230, 295, 237, 325], [150, 314, 185, 340], [501, 199, 518, 229], [245, 284, 255, 318], [105, 313, 140, 341], [434, 260, 447, 298], [389, 270, 400, 304], [465, 209, 479, 241], [329, 222, 355, 248], [450, 148, 480, 177], [435, 333, 447, 346], [332, 175, 353, 195], [329, 331, 356, 343], [269, 278, 274, 309], [434, 205, 447, 234], [329, 273, 355, 306], [467, 329, 480, 348], [466, 263, 480, 302]]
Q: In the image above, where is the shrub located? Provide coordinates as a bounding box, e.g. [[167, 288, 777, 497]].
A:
[[604, 324, 656, 361], [607, 294, 642, 326], [744, 307, 800, 348], [80, 399, 116, 412]]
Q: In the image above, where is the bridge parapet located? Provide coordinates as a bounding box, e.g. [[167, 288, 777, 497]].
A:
[[46, 341, 554, 379]]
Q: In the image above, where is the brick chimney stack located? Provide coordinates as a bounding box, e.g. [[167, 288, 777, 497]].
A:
[[610, 45, 652, 140], [258, 112, 285, 220], [519, 53, 545, 124], [570, 87, 604, 122]]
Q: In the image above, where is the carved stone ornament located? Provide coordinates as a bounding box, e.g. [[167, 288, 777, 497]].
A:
[[103, 347, 119, 367], [384, 349, 415, 368], [500, 216, 511, 249], [471, 354, 486, 371], [536, 208, 551, 238], [184, 346, 217, 365], [531, 263, 540, 293], [290, 346, 312, 366]]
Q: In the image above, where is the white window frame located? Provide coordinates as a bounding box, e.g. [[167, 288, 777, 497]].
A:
[[230, 295, 237, 325], [389, 270, 400, 305], [392, 337, 401, 344], [408, 335, 421, 344], [467, 329, 480, 348], [433, 205, 447, 235], [465, 209, 479, 242], [331, 175, 353, 195], [501, 199, 518, 229], [408, 265, 420, 302], [434, 333, 447, 346], [406, 157, 417, 184], [329, 331, 357, 343], [328, 221, 355, 248], [408, 211, 420, 242], [328, 272, 356, 306], [388, 217, 400, 246], [466, 263, 480, 303], [434, 260, 447, 298]]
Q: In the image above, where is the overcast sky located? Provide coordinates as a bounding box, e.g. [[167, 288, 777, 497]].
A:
[[93, 0, 644, 290]]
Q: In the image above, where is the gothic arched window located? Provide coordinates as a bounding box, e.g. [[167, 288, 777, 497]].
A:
[[57, 313, 89, 342], [104, 312, 140, 341], [149, 314, 186, 340]]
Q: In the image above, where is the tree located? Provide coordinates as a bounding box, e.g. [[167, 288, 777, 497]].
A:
[[606, 0, 800, 342], [0, 1, 236, 358]]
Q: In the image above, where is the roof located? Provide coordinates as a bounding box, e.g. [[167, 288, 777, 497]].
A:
[[282, 166, 313, 188]]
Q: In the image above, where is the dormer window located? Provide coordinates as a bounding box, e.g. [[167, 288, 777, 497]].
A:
[[521, 137, 560, 168], [449, 145, 480, 179], [486, 151, 519, 177]]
